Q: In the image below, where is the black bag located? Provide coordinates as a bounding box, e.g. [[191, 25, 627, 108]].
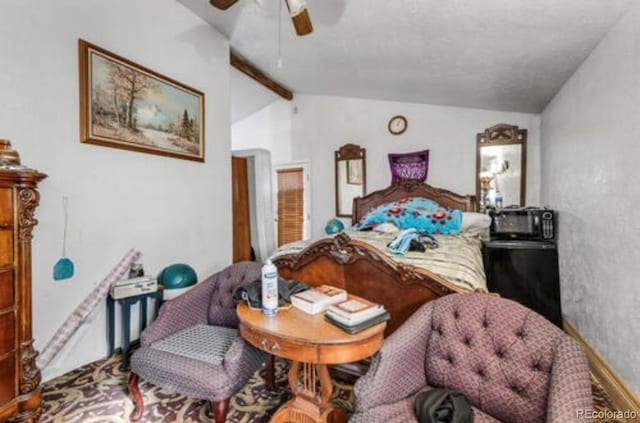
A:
[[232, 277, 310, 308], [414, 389, 474, 423]]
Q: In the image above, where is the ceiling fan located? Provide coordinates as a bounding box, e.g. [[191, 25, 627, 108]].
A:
[[210, 0, 313, 36]]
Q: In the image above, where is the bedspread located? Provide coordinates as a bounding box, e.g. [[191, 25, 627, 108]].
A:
[[271, 231, 487, 292]]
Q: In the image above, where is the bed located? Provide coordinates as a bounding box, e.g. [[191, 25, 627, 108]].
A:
[[272, 180, 484, 336]]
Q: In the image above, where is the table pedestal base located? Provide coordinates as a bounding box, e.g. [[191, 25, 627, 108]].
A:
[[271, 362, 347, 423]]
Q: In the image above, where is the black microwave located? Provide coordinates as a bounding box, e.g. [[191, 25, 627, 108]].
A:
[[490, 207, 556, 241]]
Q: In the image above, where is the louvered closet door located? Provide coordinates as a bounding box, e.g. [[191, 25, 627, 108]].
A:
[[277, 168, 304, 247]]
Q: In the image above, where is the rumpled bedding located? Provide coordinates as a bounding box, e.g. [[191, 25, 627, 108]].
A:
[[270, 229, 487, 292]]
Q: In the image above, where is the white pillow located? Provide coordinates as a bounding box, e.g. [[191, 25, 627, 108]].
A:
[[461, 212, 491, 233]]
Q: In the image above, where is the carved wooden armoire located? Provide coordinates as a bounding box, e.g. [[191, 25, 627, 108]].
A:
[[0, 140, 46, 422]]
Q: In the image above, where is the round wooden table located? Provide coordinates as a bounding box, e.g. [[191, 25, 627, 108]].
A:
[[237, 302, 386, 423]]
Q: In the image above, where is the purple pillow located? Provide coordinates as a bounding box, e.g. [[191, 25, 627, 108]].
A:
[[388, 150, 429, 184]]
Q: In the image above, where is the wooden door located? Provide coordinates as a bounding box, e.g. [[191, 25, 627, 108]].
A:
[[277, 167, 304, 247], [232, 156, 252, 262]]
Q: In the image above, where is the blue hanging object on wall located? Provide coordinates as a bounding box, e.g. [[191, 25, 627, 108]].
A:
[[53, 197, 75, 280]]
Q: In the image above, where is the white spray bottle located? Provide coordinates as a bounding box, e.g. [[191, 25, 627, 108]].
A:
[[261, 259, 278, 315]]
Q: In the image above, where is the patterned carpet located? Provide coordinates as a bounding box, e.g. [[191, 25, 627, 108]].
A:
[[40, 352, 352, 422], [41, 350, 624, 422]]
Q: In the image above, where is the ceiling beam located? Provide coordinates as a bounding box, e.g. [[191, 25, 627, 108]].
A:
[[230, 51, 293, 101]]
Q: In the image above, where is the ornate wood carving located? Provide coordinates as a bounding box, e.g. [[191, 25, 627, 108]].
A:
[[335, 144, 364, 161], [274, 181, 476, 339], [18, 188, 40, 241], [19, 341, 41, 394], [352, 180, 478, 223], [0, 143, 46, 422], [274, 235, 460, 337], [10, 406, 43, 423], [478, 123, 526, 144]]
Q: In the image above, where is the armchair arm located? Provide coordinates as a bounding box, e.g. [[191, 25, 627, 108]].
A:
[[546, 336, 593, 422], [353, 302, 434, 412], [140, 279, 215, 346]]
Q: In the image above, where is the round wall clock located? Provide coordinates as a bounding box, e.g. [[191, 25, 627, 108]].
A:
[[388, 115, 408, 135]]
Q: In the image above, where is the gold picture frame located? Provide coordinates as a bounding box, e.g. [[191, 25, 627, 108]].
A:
[[79, 39, 205, 162]]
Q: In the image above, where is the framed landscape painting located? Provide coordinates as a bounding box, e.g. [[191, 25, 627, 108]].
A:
[[79, 39, 205, 162]]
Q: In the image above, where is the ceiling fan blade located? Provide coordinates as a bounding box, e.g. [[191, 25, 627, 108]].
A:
[[284, 0, 313, 36], [209, 0, 239, 10]]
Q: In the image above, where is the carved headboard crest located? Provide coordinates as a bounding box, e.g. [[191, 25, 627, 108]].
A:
[[477, 123, 526, 144], [352, 181, 478, 223], [335, 143, 364, 160]]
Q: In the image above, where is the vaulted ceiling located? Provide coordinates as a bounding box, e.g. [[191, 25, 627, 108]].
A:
[[179, 0, 634, 121]]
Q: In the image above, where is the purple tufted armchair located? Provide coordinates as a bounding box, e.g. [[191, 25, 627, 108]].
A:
[[128, 262, 266, 423], [351, 293, 593, 423]]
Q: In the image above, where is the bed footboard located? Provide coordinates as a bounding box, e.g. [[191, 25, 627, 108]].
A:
[[273, 233, 463, 336]]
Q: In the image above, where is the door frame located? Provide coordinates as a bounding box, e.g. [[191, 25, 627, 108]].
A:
[[273, 161, 311, 241], [232, 148, 276, 262]]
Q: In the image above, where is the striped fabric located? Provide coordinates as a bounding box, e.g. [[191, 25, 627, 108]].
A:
[[350, 231, 486, 290], [37, 248, 141, 369]]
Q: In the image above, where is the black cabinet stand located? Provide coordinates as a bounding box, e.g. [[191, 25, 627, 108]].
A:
[[483, 240, 562, 327]]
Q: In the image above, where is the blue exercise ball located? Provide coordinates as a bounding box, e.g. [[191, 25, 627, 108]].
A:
[[325, 218, 345, 235], [157, 263, 197, 290]]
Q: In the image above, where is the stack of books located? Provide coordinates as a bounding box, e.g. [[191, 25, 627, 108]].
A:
[[325, 297, 390, 334], [290, 285, 348, 314]]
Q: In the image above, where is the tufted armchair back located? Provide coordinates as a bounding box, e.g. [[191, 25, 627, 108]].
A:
[[352, 292, 592, 423], [425, 293, 567, 423], [140, 261, 262, 348], [207, 261, 262, 328]]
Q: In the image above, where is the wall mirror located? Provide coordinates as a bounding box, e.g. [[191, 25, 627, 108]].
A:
[[476, 124, 527, 208], [335, 143, 366, 218]]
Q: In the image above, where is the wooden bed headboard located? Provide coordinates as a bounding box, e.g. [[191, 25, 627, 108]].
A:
[[275, 181, 478, 338], [351, 180, 479, 223]]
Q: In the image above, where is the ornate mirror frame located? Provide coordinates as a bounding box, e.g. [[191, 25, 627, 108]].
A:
[[476, 123, 527, 208], [335, 143, 366, 218]]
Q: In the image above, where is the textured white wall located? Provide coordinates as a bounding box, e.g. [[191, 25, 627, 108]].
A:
[[232, 99, 293, 164], [0, 0, 231, 381], [290, 95, 541, 237], [541, 4, 640, 394]]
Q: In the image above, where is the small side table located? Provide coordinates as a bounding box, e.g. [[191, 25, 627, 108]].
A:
[[107, 288, 164, 370], [237, 299, 385, 423]]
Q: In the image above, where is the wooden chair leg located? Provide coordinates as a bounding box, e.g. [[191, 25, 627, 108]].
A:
[[265, 354, 276, 392], [128, 372, 144, 421], [210, 398, 230, 423]]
